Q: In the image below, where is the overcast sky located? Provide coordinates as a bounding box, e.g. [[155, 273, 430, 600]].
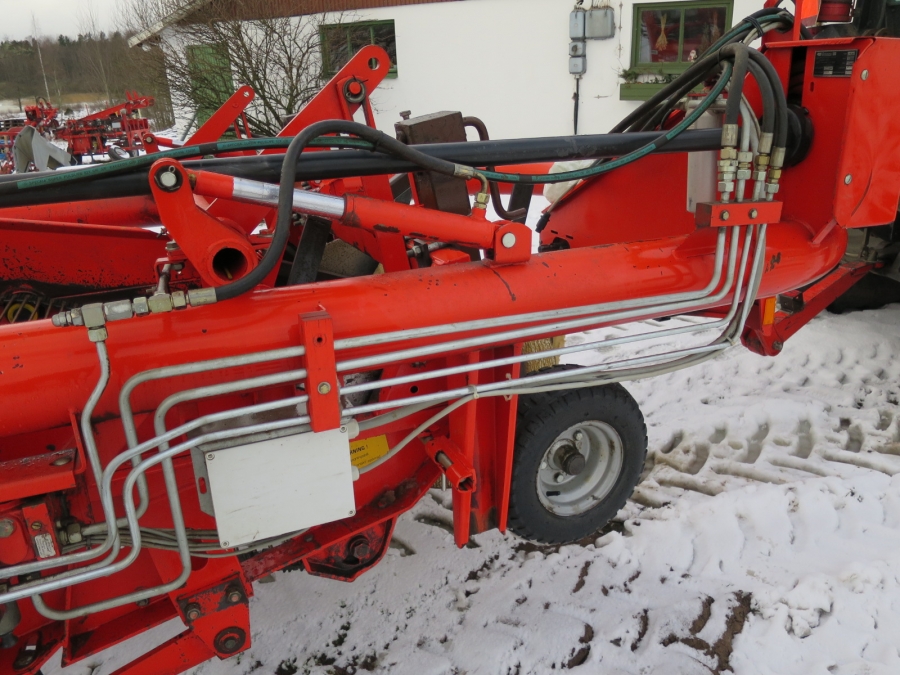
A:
[[0, 0, 121, 40]]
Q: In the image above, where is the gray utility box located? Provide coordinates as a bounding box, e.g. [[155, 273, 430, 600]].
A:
[[586, 7, 615, 39], [569, 8, 586, 39]]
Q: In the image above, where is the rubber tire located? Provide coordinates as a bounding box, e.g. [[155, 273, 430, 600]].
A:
[[508, 376, 647, 545]]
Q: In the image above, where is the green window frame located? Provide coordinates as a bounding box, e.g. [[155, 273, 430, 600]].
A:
[[321, 20, 397, 78], [630, 0, 733, 74]]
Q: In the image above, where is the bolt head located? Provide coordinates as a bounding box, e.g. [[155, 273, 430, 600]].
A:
[[749, 208, 758, 219], [317, 382, 332, 395], [573, 430, 584, 441], [243, 90, 250, 97], [52, 455, 72, 466], [158, 170, 178, 188], [861, 69, 869, 80], [228, 590, 243, 603], [720, 211, 730, 221], [555, 472, 566, 484], [136, 598, 149, 608], [207, 453, 215, 461], [31, 521, 42, 531], [844, 174, 853, 185], [501, 232, 517, 249], [772, 340, 784, 352], [185, 603, 201, 621]]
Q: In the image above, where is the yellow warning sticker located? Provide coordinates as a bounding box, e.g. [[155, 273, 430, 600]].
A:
[[350, 434, 390, 469]]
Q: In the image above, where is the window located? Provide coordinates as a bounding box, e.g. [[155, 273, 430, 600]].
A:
[[631, 1, 732, 73], [321, 20, 397, 77]]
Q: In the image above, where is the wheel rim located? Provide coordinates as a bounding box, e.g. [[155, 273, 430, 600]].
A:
[[536, 420, 624, 516]]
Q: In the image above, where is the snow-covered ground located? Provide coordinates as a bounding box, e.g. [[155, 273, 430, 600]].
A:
[[44, 203, 900, 675]]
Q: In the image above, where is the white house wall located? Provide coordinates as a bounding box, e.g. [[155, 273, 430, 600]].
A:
[[325, 0, 762, 140]]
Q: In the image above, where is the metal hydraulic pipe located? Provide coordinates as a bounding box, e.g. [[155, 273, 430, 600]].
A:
[[0, 129, 724, 207]]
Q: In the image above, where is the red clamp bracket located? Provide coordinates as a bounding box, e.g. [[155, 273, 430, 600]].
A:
[[299, 311, 342, 432], [695, 200, 782, 228], [423, 437, 476, 492], [149, 158, 258, 288]]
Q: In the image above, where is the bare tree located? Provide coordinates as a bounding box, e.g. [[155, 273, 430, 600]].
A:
[[123, 0, 347, 136]]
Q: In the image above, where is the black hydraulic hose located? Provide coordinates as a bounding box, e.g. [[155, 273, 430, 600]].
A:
[[613, 9, 792, 135], [746, 49, 788, 148], [723, 44, 751, 127], [213, 119, 481, 301], [213, 123, 324, 301], [747, 60, 776, 136]]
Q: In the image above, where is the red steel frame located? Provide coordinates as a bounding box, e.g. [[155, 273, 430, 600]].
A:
[[2, 20, 900, 675]]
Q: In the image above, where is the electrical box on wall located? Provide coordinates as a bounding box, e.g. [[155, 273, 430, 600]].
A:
[[569, 41, 585, 57], [569, 56, 586, 75], [586, 7, 615, 39], [569, 8, 586, 39]]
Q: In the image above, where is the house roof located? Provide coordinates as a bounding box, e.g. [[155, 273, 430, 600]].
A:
[[128, 0, 462, 48]]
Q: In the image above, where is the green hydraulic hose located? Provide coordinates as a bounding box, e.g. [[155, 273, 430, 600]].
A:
[[477, 61, 734, 185]]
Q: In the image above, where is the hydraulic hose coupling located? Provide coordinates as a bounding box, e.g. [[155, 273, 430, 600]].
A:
[[717, 123, 739, 203], [765, 146, 786, 200]]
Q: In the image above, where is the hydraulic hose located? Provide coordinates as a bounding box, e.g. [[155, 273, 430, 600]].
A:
[[723, 45, 751, 127]]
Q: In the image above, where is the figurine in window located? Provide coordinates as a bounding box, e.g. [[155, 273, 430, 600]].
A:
[[688, 49, 698, 62]]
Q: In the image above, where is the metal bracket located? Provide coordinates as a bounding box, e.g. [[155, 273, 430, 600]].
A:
[[695, 200, 782, 228], [299, 311, 342, 432]]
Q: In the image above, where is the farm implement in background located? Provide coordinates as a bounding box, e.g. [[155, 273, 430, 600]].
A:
[[0, 92, 154, 173], [1, 0, 899, 672]]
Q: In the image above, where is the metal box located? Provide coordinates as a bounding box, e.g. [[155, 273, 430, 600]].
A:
[[569, 9, 586, 39], [204, 427, 356, 547], [569, 56, 587, 75], [586, 7, 616, 39]]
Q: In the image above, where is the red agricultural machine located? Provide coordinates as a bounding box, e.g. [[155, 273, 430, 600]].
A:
[[56, 92, 155, 163], [0, 92, 154, 173], [1, 0, 899, 672], [0, 99, 59, 174]]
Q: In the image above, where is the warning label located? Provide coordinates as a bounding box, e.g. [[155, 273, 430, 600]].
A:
[[350, 434, 390, 469]]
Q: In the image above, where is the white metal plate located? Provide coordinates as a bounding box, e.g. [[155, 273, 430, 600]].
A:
[[204, 427, 356, 548]]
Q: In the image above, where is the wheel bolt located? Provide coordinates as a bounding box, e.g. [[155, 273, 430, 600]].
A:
[[555, 472, 566, 484]]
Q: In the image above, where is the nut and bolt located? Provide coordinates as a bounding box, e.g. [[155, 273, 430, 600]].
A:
[[861, 69, 869, 80], [30, 522, 42, 531], [207, 453, 215, 461], [51, 456, 72, 466], [554, 472, 566, 484], [348, 536, 371, 560], [773, 341, 784, 352], [844, 174, 853, 185], [0, 519, 15, 538], [399, 110, 411, 120], [185, 603, 202, 621], [155, 167, 180, 190], [226, 586, 245, 604], [501, 232, 517, 249], [749, 208, 758, 219], [720, 211, 730, 222], [135, 598, 149, 608], [317, 382, 332, 395]]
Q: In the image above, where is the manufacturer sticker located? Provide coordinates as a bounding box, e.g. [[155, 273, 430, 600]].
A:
[[813, 50, 858, 77], [350, 434, 390, 469], [34, 533, 57, 559]]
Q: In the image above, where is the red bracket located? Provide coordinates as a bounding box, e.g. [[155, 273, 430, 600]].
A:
[[423, 436, 476, 493], [186, 85, 256, 146], [299, 311, 341, 432], [695, 200, 783, 228], [149, 158, 259, 288], [743, 262, 873, 356]]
